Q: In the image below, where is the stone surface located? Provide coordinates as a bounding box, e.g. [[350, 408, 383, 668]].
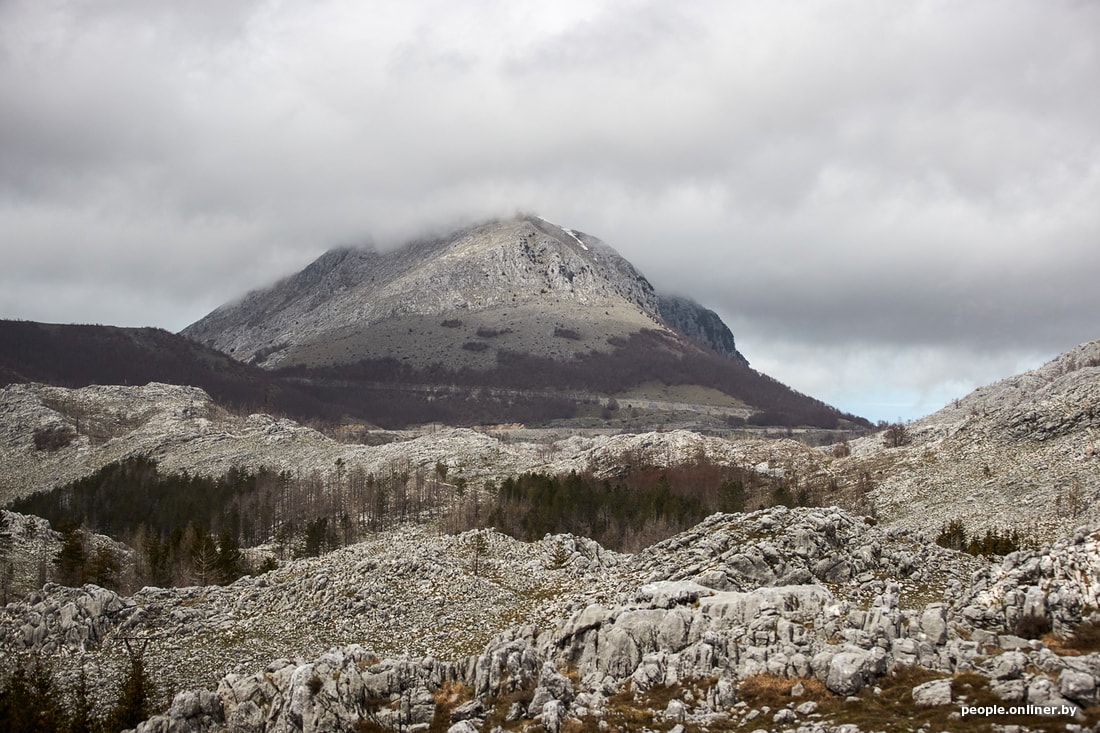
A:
[[7, 503, 1096, 732], [911, 678, 952, 708]]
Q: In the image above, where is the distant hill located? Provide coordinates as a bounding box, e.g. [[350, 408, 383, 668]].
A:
[[840, 338, 1100, 539], [183, 215, 867, 429], [0, 320, 339, 422]]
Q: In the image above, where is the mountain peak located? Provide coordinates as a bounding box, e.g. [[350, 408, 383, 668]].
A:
[[179, 217, 858, 429], [182, 216, 666, 369]]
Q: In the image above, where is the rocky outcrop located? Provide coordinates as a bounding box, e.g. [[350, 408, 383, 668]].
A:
[[0, 509, 134, 603], [840, 339, 1100, 540], [0, 582, 138, 655], [658, 294, 748, 366], [5, 506, 1099, 731], [960, 524, 1100, 636]]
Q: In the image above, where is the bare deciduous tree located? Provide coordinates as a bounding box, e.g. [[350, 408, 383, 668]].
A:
[[882, 422, 911, 448]]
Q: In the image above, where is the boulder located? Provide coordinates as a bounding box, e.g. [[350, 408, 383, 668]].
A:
[[918, 603, 948, 645], [1059, 669, 1098, 706], [824, 649, 885, 696], [911, 678, 952, 708]]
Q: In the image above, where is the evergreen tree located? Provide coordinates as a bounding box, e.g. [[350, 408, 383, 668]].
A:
[[87, 546, 120, 590], [55, 525, 87, 587], [67, 664, 97, 733], [0, 657, 67, 733], [141, 529, 170, 587], [469, 530, 489, 576], [0, 511, 13, 605], [0, 665, 35, 732], [935, 519, 968, 552], [108, 640, 153, 731], [718, 478, 745, 513], [216, 532, 245, 582], [302, 518, 329, 558]]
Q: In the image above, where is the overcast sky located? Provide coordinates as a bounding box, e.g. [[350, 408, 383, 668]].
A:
[[2, 0, 1098, 422]]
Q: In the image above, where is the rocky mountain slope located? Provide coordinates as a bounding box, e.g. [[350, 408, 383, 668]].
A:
[[2, 506, 1098, 732], [181, 216, 667, 371], [0, 381, 829, 509], [4, 331, 1098, 539], [180, 215, 856, 429], [3, 341, 1100, 729], [838, 339, 1100, 541]]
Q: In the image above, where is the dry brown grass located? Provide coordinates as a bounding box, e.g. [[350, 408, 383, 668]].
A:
[[1043, 632, 1086, 656], [427, 680, 475, 732], [1066, 619, 1100, 653], [801, 668, 1100, 733], [432, 680, 472, 707], [587, 678, 726, 733], [465, 668, 1100, 733], [737, 674, 830, 706], [481, 677, 537, 732]]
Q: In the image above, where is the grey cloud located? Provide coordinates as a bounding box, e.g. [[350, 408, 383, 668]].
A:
[[1, 0, 1097, 420]]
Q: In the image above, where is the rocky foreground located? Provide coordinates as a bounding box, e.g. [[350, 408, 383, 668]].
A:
[[3, 506, 1099, 732]]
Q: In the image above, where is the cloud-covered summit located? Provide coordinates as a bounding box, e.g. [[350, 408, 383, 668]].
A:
[[1, 0, 1097, 421]]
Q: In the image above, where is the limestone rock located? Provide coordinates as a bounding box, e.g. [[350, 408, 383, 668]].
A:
[[911, 678, 952, 708]]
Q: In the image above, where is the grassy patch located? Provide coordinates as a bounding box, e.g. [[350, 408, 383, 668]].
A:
[[804, 668, 1098, 733], [1068, 619, 1100, 653], [1045, 619, 1100, 656], [737, 674, 830, 707], [427, 681, 474, 732]]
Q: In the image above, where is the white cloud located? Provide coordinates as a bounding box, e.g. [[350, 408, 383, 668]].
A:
[[1, 0, 1097, 419]]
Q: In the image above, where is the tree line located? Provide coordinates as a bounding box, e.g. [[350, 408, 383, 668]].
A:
[[486, 459, 825, 552], [7, 447, 847, 587], [0, 319, 336, 422], [281, 329, 871, 430], [934, 519, 1029, 557], [0, 647, 153, 733], [10, 455, 484, 590]]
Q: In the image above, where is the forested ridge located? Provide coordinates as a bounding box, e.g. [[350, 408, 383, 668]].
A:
[[0, 320, 337, 421], [9, 449, 844, 592], [285, 330, 870, 429]]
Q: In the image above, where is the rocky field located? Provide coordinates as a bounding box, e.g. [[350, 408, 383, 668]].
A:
[[2, 505, 1099, 732], [843, 340, 1100, 541], [2, 340, 1100, 731]]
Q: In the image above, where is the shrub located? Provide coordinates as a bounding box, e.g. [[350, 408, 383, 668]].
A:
[[882, 422, 911, 448], [935, 520, 968, 552], [33, 425, 76, 451], [832, 441, 852, 458], [1067, 619, 1100, 653], [307, 675, 323, 696], [936, 520, 1025, 557], [966, 528, 1022, 557], [1015, 613, 1052, 639]]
